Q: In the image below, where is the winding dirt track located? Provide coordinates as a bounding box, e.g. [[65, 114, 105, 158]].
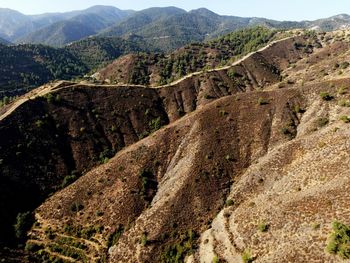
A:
[[0, 37, 291, 122]]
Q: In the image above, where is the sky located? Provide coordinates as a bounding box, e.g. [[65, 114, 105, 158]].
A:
[[1, 0, 350, 21]]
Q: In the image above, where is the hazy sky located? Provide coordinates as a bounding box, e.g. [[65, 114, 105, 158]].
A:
[[1, 0, 349, 21]]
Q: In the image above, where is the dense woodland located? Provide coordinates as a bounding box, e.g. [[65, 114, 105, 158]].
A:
[[0, 44, 86, 98]]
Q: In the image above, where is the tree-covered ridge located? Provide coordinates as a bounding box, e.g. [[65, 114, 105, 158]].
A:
[[159, 26, 277, 84], [0, 27, 278, 99], [0, 44, 86, 98], [98, 27, 278, 85], [65, 36, 153, 71]]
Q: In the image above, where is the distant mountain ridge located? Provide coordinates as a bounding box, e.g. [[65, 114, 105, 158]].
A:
[[0, 37, 10, 45], [0, 6, 133, 43], [1, 6, 350, 48], [99, 7, 350, 51]]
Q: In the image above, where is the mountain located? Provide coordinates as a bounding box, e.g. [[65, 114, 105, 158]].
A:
[[0, 8, 32, 40], [101, 7, 350, 52], [100, 7, 254, 51], [0, 37, 11, 45], [2, 5, 350, 50], [17, 6, 133, 46], [0, 44, 87, 98], [2, 30, 350, 262], [307, 14, 350, 30], [0, 6, 133, 43]]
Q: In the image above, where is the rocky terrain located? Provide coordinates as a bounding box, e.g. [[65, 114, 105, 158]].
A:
[[1, 30, 350, 262]]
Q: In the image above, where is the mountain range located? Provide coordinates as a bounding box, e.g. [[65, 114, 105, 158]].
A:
[[2, 6, 350, 48]]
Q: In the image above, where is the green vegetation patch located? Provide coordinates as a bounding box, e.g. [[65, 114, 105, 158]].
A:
[[327, 221, 350, 259], [242, 249, 254, 263], [320, 92, 334, 101], [13, 211, 34, 241], [161, 229, 198, 263]]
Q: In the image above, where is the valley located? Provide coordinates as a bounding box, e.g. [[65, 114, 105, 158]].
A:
[[1, 2, 350, 262], [1, 26, 350, 262]]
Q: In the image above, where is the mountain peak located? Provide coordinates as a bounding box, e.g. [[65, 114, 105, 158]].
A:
[[330, 13, 350, 20], [189, 7, 219, 17]]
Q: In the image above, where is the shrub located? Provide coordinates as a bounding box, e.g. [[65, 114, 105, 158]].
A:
[[161, 229, 198, 262], [338, 99, 350, 107], [149, 117, 162, 133], [338, 87, 348, 95], [257, 222, 269, 232], [35, 120, 44, 128], [212, 255, 220, 263], [107, 224, 124, 248], [140, 232, 148, 246], [242, 249, 253, 263], [340, 115, 350, 123], [225, 199, 234, 206], [44, 227, 55, 239], [317, 117, 329, 127], [96, 211, 104, 217], [257, 97, 269, 105], [44, 93, 54, 103], [99, 148, 115, 164], [326, 221, 350, 259], [139, 170, 157, 202], [25, 242, 43, 252], [14, 212, 34, 241], [340, 61, 349, 69], [320, 92, 334, 101], [219, 110, 228, 117], [70, 203, 84, 212], [61, 173, 78, 188]]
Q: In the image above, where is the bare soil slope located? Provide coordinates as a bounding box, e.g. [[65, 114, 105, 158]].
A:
[[1, 31, 350, 262]]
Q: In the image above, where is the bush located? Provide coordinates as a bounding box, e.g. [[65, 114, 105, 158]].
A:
[[61, 173, 78, 188], [140, 232, 148, 246], [14, 211, 34, 241], [340, 115, 350, 123], [161, 229, 198, 262], [212, 255, 220, 263], [320, 92, 334, 101], [326, 221, 350, 259], [257, 222, 269, 232], [317, 117, 329, 127], [338, 87, 348, 95], [107, 224, 124, 248], [225, 199, 234, 206], [338, 99, 350, 107], [149, 117, 162, 133], [70, 203, 84, 212], [257, 97, 269, 105], [242, 249, 253, 263]]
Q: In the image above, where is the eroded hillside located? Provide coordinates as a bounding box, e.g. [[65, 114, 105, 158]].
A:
[[1, 30, 350, 262]]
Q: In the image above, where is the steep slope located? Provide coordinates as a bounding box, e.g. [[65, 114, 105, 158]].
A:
[[94, 27, 283, 86], [26, 72, 350, 262], [0, 34, 306, 252], [0, 33, 316, 262]]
